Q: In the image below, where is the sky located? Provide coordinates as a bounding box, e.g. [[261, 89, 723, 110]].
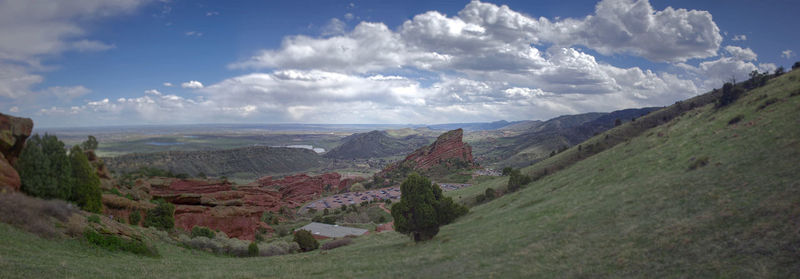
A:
[[0, 0, 798, 128]]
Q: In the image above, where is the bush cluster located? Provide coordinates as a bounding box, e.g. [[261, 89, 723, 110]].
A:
[[129, 210, 141, 226], [321, 238, 353, 250], [178, 232, 299, 257], [0, 192, 77, 238], [16, 135, 103, 213], [507, 169, 532, 192], [191, 226, 216, 239], [143, 200, 174, 231], [293, 229, 319, 252], [84, 229, 159, 257]]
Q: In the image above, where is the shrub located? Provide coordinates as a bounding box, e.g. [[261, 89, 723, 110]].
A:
[[275, 225, 290, 237], [384, 199, 392, 205], [793, 61, 800, 70], [321, 238, 352, 250], [391, 173, 468, 242], [484, 188, 496, 200], [688, 156, 710, 171], [191, 226, 216, 239], [757, 98, 778, 110], [501, 167, 513, 176], [259, 241, 300, 257], [475, 194, 486, 203], [248, 242, 259, 257], [717, 82, 745, 108], [0, 192, 77, 238], [129, 210, 141, 225], [144, 200, 174, 230], [507, 169, 532, 192], [728, 115, 744, 125], [293, 229, 319, 252], [84, 229, 159, 257], [87, 215, 101, 224]]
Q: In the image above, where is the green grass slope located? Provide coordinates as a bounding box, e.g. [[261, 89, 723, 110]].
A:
[[2, 71, 799, 278]]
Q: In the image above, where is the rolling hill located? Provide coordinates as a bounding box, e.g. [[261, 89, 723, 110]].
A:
[[323, 130, 431, 160], [104, 146, 323, 179], [1, 69, 799, 278]]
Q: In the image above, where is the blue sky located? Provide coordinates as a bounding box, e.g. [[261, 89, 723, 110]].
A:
[[1, 0, 797, 128]]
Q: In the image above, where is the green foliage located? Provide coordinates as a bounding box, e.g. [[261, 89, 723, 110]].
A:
[[293, 229, 319, 252], [484, 188, 496, 200], [321, 238, 352, 250], [501, 167, 513, 176], [68, 146, 102, 213], [507, 169, 531, 192], [718, 82, 745, 108], [87, 215, 101, 224], [17, 134, 73, 200], [191, 226, 216, 239], [80, 135, 98, 151], [248, 242, 259, 257], [144, 200, 174, 231], [129, 210, 141, 225], [261, 211, 279, 225], [84, 229, 159, 257], [391, 173, 468, 242], [793, 61, 800, 70]]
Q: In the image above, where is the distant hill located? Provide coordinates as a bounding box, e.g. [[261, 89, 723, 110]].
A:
[[104, 146, 323, 178], [426, 120, 522, 131], [375, 128, 475, 186], [472, 107, 659, 167], [323, 130, 430, 160]]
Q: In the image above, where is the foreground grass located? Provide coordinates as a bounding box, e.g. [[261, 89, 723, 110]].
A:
[[2, 71, 799, 278]]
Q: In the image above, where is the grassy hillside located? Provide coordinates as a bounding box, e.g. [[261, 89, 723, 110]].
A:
[[104, 146, 323, 179], [1, 70, 799, 278]]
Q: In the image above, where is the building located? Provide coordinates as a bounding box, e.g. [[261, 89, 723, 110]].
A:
[[295, 222, 369, 239]]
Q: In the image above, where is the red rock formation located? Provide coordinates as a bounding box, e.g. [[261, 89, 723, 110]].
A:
[[140, 173, 352, 240], [0, 113, 33, 192], [379, 128, 475, 177]]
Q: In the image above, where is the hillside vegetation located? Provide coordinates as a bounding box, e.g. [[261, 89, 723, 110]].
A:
[[104, 146, 323, 179], [1, 70, 799, 278]]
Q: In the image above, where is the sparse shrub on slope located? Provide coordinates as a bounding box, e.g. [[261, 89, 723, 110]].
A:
[[293, 229, 319, 252], [391, 173, 468, 242], [507, 169, 531, 192]]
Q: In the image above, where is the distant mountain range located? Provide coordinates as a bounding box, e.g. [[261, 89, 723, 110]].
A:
[[471, 107, 660, 167]]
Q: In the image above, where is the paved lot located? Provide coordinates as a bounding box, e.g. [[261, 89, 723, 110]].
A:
[[305, 183, 472, 211]]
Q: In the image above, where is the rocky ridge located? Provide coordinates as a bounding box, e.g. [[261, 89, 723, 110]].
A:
[[0, 113, 33, 192]]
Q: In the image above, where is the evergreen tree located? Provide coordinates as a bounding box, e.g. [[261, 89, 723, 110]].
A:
[[391, 173, 468, 242], [69, 145, 102, 213], [80, 135, 98, 151], [17, 134, 73, 200]]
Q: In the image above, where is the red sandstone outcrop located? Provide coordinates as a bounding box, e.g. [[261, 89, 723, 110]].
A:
[[136, 173, 354, 240], [0, 113, 33, 192], [379, 128, 475, 178]]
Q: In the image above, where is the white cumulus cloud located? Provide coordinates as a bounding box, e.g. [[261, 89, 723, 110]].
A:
[[181, 80, 204, 89]]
